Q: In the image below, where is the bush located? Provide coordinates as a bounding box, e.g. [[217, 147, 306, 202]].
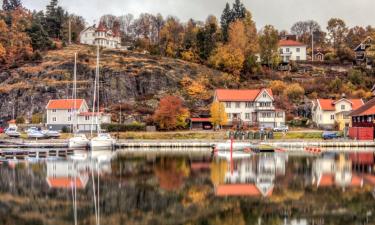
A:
[[16, 117, 25, 124], [101, 122, 146, 132], [31, 113, 43, 124], [61, 126, 71, 133]]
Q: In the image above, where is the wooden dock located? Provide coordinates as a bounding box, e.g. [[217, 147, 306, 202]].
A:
[[0, 148, 74, 160]]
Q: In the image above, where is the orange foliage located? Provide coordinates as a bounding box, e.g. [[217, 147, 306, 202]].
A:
[[153, 95, 190, 130], [180, 75, 210, 100]]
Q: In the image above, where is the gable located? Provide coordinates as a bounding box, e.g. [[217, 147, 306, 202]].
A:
[[255, 89, 274, 102]]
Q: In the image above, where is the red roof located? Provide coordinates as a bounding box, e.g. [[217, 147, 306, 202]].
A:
[[190, 118, 211, 122], [279, 39, 306, 47], [350, 97, 375, 116], [350, 175, 363, 187], [318, 174, 334, 186], [46, 99, 85, 110], [216, 184, 273, 197], [215, 89, 273, 102], [96, 21, 107, 32], [317, 98, 364, 111], [46, 177, 86, 189]]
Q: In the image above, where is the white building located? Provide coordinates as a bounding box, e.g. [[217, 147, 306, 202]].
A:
[[214, 88, 285, 128], [311, 98, 364, 130], [279, 39, 307, 62], [80, 22, 121, 49], [46, 99, 111, 132]]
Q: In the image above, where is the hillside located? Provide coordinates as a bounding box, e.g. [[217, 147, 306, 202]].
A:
[[0, 45, 252, 123]]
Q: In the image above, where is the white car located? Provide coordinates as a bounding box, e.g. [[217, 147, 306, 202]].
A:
[[5, 127, 21, 138], [273, 125, 289, 132]]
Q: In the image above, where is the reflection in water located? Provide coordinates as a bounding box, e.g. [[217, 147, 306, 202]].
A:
[[0, 150, 374, 224]]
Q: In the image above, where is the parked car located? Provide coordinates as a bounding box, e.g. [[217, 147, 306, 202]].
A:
[[273, 125, 289, 132], [5, 127, 21, 138], [0, 127, 4, 133], [322, 131, 340, 140]]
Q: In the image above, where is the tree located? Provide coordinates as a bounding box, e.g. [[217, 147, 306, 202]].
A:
[[45, 0, 66, 39], [2, 0, 22, 11], [197, 15, 220, 60], [270, 80, 287, 95], [291, 20, 321, 44], [327, 18, 348, 51], [283, 83, 305, 103], [61, 14, 85, 43], [210, 101, 227, 129], [346, 26, 367, 49], [208, 44, 244, 75], [259, 25, 280, 67], [153, 96, 190, 130], [231, 0, 246, 21], [220, 3, 231, 42], [159, 16, 184, 57], [27, 19, 52, 50]]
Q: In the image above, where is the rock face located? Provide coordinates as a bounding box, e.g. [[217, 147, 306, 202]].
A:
[[0, 45, 226, 123]]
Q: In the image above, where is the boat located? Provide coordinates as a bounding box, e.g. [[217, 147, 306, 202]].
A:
[[43, 130, 61, 138], [5, 127, 21, 138], [215, 140, 257, 151], [27, 130, 45, 139], [215, 151, 253, 159], [89, 46, 116, 150], [68, 53, 89, 149]]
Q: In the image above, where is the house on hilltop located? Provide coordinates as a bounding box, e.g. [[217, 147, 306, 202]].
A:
[[80, 22, 121, 49], [278, 39, 307, 63], [214, 88, 285, 128], [354, 36, 375, 68]]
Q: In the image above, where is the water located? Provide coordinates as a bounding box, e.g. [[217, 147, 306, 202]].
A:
[[0, 149, 374, 225]]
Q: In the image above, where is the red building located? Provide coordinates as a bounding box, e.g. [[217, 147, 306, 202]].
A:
[[349, 97, 375, 139]]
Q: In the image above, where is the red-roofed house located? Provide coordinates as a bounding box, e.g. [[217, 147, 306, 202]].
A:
[[46, 99, 111, 131], [279, 39, 307, 62], [80, 21, 121, 49], [312, 97, 364, 130], [214, 88, 285, 128], [349, 97, 375, 130]]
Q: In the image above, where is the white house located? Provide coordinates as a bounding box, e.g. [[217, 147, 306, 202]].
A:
[[46, 99, 111, 132], [311, 98, 364, 130], [80, 22, 121, 49], [278, 39, 307, 62], [214, 88, 285, 128]]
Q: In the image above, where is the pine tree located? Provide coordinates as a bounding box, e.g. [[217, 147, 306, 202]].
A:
[[232, 0, 246, 20], [2, 0, 22, 11], [220, 3, 231, 42]]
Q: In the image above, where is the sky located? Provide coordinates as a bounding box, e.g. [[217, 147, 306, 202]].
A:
[[15, 0, 375, 31]]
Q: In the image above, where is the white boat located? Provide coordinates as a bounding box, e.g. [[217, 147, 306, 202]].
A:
[[69, 134, 89, 149], [27, 130, 45, 139], [42, 130, 61, 138], [215, 140, 256, 151], [215, 151, 253, 159], [89, 46, 116, 150], [68, 53, 90, 149], [5, 127, 21, 138]]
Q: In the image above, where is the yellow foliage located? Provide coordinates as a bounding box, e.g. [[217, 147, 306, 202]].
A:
[[283, 83, 305, 103], [180, 75, 210, 100], [269, 80, 287, 95], [181, 50, 196, 62], [0, 43, 5, 60], [210, 101, 228, 128], [208, 44, 244, 76]]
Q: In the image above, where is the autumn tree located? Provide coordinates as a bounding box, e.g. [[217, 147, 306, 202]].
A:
[[345, 26, 367, 49], [210, 101, 227, 129], [270, 80, 287, 95], [220, 0, 246, 42], [197, 15, 220, 60], [259, 25, 280, 67], [159, 16, 184, 57], [283, 83, 305, 103], [153, 96, 190, 130], [327, 18, 348, 51], [208, 44, 244, 75]]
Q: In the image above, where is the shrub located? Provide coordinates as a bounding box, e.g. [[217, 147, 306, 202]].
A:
[[101, 122, 146, 132], [16, 117, 25, 124], [31, 113, 43, 124], [61, 126, 70, 133], [283, 83, 305, 103]]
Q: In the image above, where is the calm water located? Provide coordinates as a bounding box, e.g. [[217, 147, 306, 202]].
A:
[[0, 149, 374, 225]]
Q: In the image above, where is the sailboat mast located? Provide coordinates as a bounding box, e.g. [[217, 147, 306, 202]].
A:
[[91, 46, 99, 137], [96, 46, 100, 134], [73, 53, 77, 134]]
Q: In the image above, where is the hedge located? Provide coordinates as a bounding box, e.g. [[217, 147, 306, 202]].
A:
[[101, 123, 146, 132]]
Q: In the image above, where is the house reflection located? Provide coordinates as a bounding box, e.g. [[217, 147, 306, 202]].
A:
[[211, 154, 288, 197], [46, 159, 112, 190]]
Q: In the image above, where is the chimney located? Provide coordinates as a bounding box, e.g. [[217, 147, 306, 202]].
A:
[[341, 93, 346, 99]]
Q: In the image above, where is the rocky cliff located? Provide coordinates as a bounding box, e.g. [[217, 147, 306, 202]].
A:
[[0, 45, 236, 123]]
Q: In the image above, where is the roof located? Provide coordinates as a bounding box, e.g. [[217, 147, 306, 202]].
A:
[[279, 39, 306, 47], [46, 99, 85, 110], [215, 89, 273, 102], [317, 98, 364, 111], [318, 174, 334, 186], [349, 97, 375, 116], [190, 118, 211, 122], [46, 177, 86, 189], [96, 21, 107, 32], [216, 184, 264, 197]]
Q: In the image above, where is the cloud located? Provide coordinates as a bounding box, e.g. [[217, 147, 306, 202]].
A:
[[21, 0, 375, 30]]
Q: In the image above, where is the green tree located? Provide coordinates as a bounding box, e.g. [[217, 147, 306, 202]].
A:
[[197, 15, 220, 60], [45, 0, 67, 39], [231, 0, 246, 21], [220, 3, 231, 42], [2, 0, 22, 11], [27, 14, 52, 50], [259, 25, 280, 67]]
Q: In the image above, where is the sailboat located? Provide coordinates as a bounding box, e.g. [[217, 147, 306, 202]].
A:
[[69, 53, 89, 149], [90, 46, 116, 150]]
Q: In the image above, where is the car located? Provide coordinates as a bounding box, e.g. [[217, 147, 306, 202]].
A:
[[273, 125, 289, 132], [322, 131, 339, 140], [0, 127, 4, 133]]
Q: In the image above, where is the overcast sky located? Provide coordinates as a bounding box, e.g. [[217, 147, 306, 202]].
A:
[[17, 0, 375, 31]]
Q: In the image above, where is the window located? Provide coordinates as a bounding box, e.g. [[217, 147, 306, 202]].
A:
[[68, 109, 71, 113], [286, 56, 290, 61], [331, 115, 335, 120], [286, 48, 290, 52], [277, 112, 284, 118], [259, 102, 272, 107], [263, 93, 267, 98], [296, 56, 300, 60], [226, 102, 231, 108], [235, 102, 240, 108], [227, 113, 231, 119], [85, 116, 90, 121], [68, 116, 71, 121], [296, 48, 300, 52], [341, 105, 345, 110], [245, 113, 250, 119], [52, 117, 56, 122]]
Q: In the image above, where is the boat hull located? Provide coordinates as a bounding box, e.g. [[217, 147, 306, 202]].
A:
[[69, 138, 89, 149], [90, 139, 115, 149], [215, 142, 256, 151]]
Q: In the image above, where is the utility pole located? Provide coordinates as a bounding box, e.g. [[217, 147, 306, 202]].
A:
[[311, 30, 314, 62], [68, 18, 72, 45]]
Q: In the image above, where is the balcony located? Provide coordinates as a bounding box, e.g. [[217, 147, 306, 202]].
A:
[[255, 106, 275, 111]]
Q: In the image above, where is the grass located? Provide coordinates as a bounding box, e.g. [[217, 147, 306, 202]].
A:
[[273, 132, 323, 140]]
